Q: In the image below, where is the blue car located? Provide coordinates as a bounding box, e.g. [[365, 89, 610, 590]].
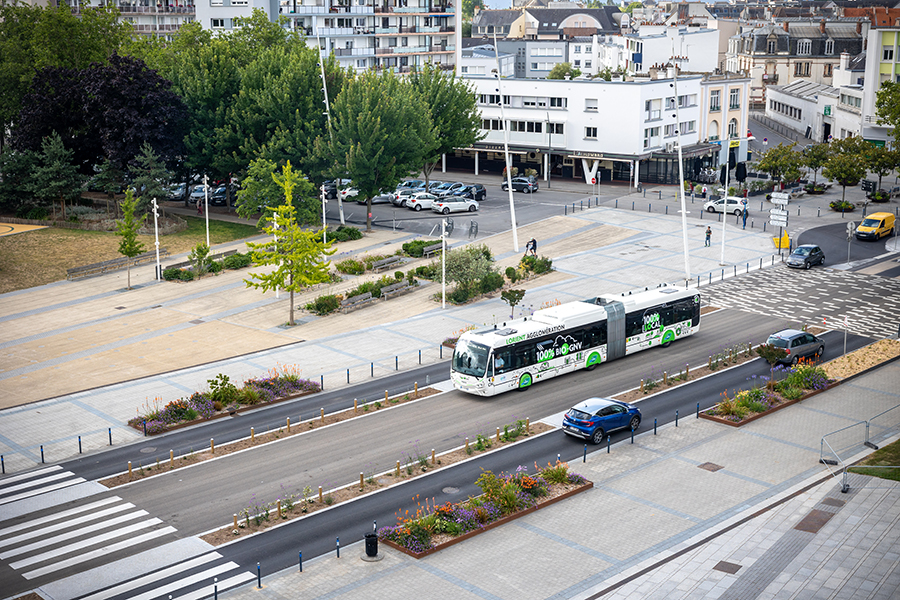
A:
[[562, 397, 641, 444]]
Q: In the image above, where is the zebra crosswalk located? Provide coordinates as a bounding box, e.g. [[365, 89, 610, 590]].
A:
[[0, 467, 254, 600]]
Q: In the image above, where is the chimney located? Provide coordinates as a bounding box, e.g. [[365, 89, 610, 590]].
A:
[[783, 22, 789, 32], [856, 21, 862, 35], [819, 20, 826, 35], [840, 51, 850, 72]]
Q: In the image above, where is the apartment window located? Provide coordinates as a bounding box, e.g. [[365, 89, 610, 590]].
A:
[[357, 59, 366, 68], [665, 97, 675, 110], [550, 97, 566, 108], [574, 45, 581, 53], [549, 123, 564, 134], [767, 39, 777, 54], [532, 62, 538, 69], [825, 39, 834, 54], [645, 99, 661, 120], [527, 122, 542, 133], [884, 45, 894, 61], [585, 127, 597, 139], [824, 63, 833, 77], [401, 37, 408, 47], [573, 60, 580, 68], [794, 62, 810, 77], [461, 66, 468, 73], [643, 126, 659, 149], [710, 89, 721, 111], [210, 18, 224, 28], [585, 45, 591, 52], [728, 118, 738, 138], [524, 97, 536, 107], [679, 120, 696, 133], [677, 94, 695, 108], [585, 98, 598, 111], [585, 60, 592, 69], [797, 39, 811, 55], [729, 88, 740, 109], [664, 124, 676, 137]]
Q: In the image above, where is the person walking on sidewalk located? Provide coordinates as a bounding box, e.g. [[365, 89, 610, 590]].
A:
[[529, 238, 537, 257], [524, 239, 532, 257], [705, 226, 712, 247], [742, 206, 748, 229], [196, 199, 203, 216]]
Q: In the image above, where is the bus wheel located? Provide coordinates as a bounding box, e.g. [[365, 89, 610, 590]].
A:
[[517, 373, 532, 390]]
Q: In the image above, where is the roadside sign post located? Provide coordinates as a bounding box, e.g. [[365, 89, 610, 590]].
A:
[[843, 316, 850, 356], [769, 192, 790, 254], [846, 221, 855, 264]]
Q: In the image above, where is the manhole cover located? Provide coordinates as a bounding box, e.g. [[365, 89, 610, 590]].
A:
[[698, 462, 724, 472], [713, 561, 741, 575], [189, 319, 204, 324], [140, 447, 156, 454], [821, 497, 845, 507], [442, 487, 460, 494], [795, 509, 833, 534]]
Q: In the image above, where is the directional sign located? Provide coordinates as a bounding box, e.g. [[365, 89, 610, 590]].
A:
[[770, 217, 788, 227], [770, 192, 791, 205], [769, 208, 789, 217]]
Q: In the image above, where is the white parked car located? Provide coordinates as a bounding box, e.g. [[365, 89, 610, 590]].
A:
[[432, 196, 479, 214], [339, 188, 359, 201], [406, 192, 439, 211], [703, 196, 746, 216]]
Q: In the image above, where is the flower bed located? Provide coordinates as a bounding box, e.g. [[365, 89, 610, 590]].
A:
[[379, 461, 591, 557], [127, 366, 321, 435], [701, 362, 835, 426]]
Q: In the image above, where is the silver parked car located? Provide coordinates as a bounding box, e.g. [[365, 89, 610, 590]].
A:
[[765, 329, 824, 365]]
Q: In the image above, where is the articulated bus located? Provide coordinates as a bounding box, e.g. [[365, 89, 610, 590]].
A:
[[450, 285, 701, 396]]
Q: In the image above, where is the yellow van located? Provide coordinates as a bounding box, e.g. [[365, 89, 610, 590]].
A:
[[855, 212, 895, 241]]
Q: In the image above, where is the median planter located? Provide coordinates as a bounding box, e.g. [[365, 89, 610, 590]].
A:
[[700, 382, 838, 427]]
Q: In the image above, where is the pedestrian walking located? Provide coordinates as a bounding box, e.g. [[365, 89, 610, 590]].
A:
[[196, 199, 203, 215], [529, 238, 537, 257], [705, 226, 712, 247], [524, 239, 532, 257], [742, 207, 748, 229]]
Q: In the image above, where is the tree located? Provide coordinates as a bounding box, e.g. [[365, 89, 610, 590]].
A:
[[501, 289, 526, 318], [446, 244, 495, 295], [244, 161, 335, 326], [623, 1, 643, 14], [755, 344, 787, 389], [874, 79, 900, 148], [409, 63, 484, 189], [188, 243, 213, 279], [755, 142, 803, 186], [130, 142, 173, 213], [236, 156, 320, 225], [547, 62, 581, 80], [0, 146, 38, 214], [462, 0, 484, 20], [116, 189, 146, 290], [29, 131, 85, 220], [801, 143, 829, 186], [318, 69, 434, 231], [94, 157, 126, 217], [866, 145, 897, 194], [823, 152, 867, 204]]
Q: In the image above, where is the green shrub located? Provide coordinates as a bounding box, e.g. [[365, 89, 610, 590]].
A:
[[479, 272, 504, 294], [532, 256, 553, 274], [780, 387, 803, 400], [331, 229, 350, 242], [336, 259, 365, 275], [239, 386, 262, 405], [407, 271, 417, 286], [829, 200, 854, 212], [223, 253, 252, 269], [402, 240, 431, 257], [208, 260, 223, 273], [163, 267, 181, 281], [505, 266, 518, 282], [449, 287, 473, 304], [415, 264, 438, 280], [305, 294, 340, 315], [362, 254, 389, 270], [394, 271, 404, 281], [16, 206, 49, 220], [335, 225, 362, 240], [178, 269, 195, 281]]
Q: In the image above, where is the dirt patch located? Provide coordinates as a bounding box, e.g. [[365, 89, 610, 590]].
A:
[[199, 420, 554, 546], [101, 387, 443, 489], [12, 593, 42, 600], [821, 339, 900, 380]]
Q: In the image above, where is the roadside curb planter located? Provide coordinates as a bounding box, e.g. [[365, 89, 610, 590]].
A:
[[700, 381, 838, 427]]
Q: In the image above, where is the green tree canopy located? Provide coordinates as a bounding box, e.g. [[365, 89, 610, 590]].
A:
[[116, 189, 147, 290], [317, 69, 434, 231], [802, 143, 829, 185], [875, 79, 900, 148], [29, 131, 85, 219], [462, 0, 485, 20], [823, 152, 867, 203], [755, 142, 803, 184], [866, 145, 897, 192], [547, 62, 581, 80], [130, 142, 173, 213]]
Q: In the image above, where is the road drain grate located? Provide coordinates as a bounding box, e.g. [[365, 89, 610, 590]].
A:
[[713, 560, 742, 575], [795, 509, 833, 534], [698, 462, 724, 472]]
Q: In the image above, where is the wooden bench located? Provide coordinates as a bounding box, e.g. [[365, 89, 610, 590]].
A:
[[67, 248, 169, 280], [381, 281, 412, 300], [167, 249, 238, 272], [340, 291, 374, 313], [372, 256, 403, 272], [422, 242, 443, 258]]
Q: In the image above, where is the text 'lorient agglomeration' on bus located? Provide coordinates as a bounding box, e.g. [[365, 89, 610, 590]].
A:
[[451, 285, 701, 396]]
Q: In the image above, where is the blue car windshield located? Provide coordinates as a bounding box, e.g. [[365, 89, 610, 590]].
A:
[[452, 339, 489, 378]]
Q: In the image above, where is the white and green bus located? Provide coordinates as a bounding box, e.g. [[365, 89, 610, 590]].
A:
[[450, 285, 701, 396]]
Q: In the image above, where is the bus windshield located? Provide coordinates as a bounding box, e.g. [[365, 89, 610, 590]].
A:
[[452, 338, 489, 378]]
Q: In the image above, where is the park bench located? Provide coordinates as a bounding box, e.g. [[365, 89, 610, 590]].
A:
[[372, 256, 403, 272], [67, 248, 168, 280], [381, 281, 412, 300], [167, 249, 237, 271], [340, 291, 374, 313], [422, 242, 443, 259]]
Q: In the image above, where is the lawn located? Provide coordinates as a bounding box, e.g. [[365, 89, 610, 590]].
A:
[[0, 215, 260, 294], [849, 438, 900, 482]]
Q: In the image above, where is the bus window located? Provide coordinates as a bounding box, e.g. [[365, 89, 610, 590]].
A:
[[492, 348, 514, 374], [585, 324, 607, 347], [625, 313, 643, 337], [452, 339, 489, 378], [657, 305, 674, 327]]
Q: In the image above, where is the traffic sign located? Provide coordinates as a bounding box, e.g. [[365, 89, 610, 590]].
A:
[[763, 137, 768, 145], [591, 177, 596, 184], [769, 208, 789, 217], [770, 218, 788, 227], [770, 192, 790, 205]]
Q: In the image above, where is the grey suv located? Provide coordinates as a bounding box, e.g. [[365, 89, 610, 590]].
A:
[[765, 329, 825, 365]]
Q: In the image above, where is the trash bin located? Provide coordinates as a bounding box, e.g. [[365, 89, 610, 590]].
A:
[[365, 532, 378, 557]]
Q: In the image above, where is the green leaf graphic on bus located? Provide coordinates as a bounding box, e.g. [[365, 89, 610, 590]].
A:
[[537, 335, 582, 362]]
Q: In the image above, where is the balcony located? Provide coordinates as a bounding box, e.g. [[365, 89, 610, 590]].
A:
[[729, 103, 740, 110]]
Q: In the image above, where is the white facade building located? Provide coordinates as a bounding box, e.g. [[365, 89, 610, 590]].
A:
[[622, 26, 719, 74], [459, 45, 515, 78]]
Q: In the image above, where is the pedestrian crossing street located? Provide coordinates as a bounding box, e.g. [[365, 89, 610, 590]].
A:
[[0, 466, 255, 600], [701, 264, 900, 340]]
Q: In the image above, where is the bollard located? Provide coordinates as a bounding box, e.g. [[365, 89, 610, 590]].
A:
[[759, 257, 763, 269], [696, 403, 700, 418], [385, 390, 388, 402], [354, 399, 358, 413], [257, 562, 261, 589], [251, 427, 255, 441], [396, 460, 400, 477], [210, 438, 214, 454], [583, 444, 587, 462], [565, 204, 567, 215], [631, 425, 634, 443], [700, 209, 703, 220], [143, 420, 146, 436], [632, 201, 635, 210], [347, 369, 350, 384], [336, 538, 340, 558], [234, 514, 238, 529], [658, 190, 661, 200], [557, 453, 561, 463], [215, 577, 218, 600], [299, 551, 303, 572], [277, 499, 281, 517], [607, 435, 610, 453], [721, 269, 724, 281], [431, 449, 435, 464], [1, 455, 4, 474], [581, 200, 583, 210], [697, 275, 700, 288], [128, 461, 132, 478], [496, 427, 500, 443], [319, 486, 323, 503], [287, 417, 291, 433], [663, 371, 668, 385], [371, 363, 373, 377], [170, 449, 174, 468], [708, 272, 712, 284], [615, 198, 618, 208], [418, 350, 421, 364], [686, 364, 690, 378], [817, 207, 820, 217], [654, 418, 657, 435], [746, 262, 749, 274], [395, 356, 398, 370], [320, 408, 325, 424], [676, 410, 679, 427], [640, 379, 644, 393], [320, 374, 323, 390], [108, 427, 112, 446], [415, 382, 418, 397], [734, 265, 737, 277], [41, 445, 45, 464], [440, 345, 443, 359], [763, 222, 767, 232], [526, 417, 530, 433], [666, 205, 668, 215], [78, 435, 82, 454], [359, 472, 364, 490], [465, 437, 469, 451], [649, 203, 652, 212]]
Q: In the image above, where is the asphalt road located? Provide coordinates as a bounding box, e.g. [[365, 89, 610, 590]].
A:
[[798, 221, 899, 267]]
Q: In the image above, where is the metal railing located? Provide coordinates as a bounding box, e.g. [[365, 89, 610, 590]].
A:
[[819, 401, 900, 493]]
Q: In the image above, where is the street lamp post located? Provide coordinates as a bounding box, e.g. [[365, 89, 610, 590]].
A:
[[492, 30, 520, 253], [151, 198, 161, 280], [670, 50, 691, 283], [441, 218, 447, 310], [321, 185, 328, 245], [203, 174, 210, 248], [317, 33, 345, 226]]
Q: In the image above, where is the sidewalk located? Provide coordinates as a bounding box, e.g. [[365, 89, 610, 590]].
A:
[[218, 362, 900, 600]]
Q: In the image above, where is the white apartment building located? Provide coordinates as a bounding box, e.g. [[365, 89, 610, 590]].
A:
[[64, 0, 196, 40], [621, 26, 719, 74], [195, 0, 458, 73], [459, 44, 515, 78], [450, 74, 719, 185]]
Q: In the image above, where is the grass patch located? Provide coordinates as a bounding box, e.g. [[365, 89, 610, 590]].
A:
[[848, 437, 900, 482], [0, 215, 260, 294]]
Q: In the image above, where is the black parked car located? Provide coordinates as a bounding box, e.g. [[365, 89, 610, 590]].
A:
[[209, 186, 229, 206], [454, 184, 486, 201], [786, 244, 825, 269], [502, 176, 538, 193]]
